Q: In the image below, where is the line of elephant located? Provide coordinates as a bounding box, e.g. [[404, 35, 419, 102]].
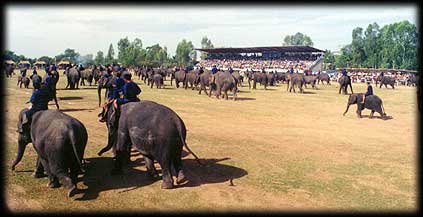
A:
[[11, 100, 204, 198]]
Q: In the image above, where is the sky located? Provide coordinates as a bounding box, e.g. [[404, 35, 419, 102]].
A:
[[5, 4, 418, 59]]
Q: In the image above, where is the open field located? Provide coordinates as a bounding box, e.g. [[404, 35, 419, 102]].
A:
[[4, 69, 418, 212]]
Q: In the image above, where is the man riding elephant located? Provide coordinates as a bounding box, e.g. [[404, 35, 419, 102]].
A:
[[112, 73, 142, 109], [17, 82, 54, 133], [99, 70, 125, 122]]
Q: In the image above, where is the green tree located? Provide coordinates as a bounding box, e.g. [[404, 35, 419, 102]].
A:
[[38, 56, 54, 65], [105, 43, 115, 65], [282, 32, 314, 46], [95, 51, 105, 65], [323, 50, 336, 70], [200, 36, 214, 60], [175, 39, 195, 66], [363, 22, 380, 68], [351, 27, 366, 67], [117, 37, 131, 66]]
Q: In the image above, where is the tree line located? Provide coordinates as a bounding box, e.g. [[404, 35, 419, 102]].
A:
[[325, 20, 418, 70]]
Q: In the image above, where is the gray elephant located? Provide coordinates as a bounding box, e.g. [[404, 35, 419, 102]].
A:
[[316, 73, 331, 85], [97, 101, 203, 189], [97, 73, 113, 107], [338, 75, 353, 94], [198, 70, 213, 96], [4, 64, 15, 78], [174, 70, 187, 89], [66, 67, 81, 89], [80, 69, 94, 86], [248, 71, 268, 90], [30, 73, 42, 89], [266, 72, 276, 86], [12, 109, 87, 197], [376, 76, 395, 89], [151, 74, 164, 89], [18, 76, 30, 88], [343, 93, 387, 119], [231, 71, 243, 87], [186, 70, 200, 90], [303, 75, 318, 89], [211, 71, 238, 100], [286, 73, 305, 93]]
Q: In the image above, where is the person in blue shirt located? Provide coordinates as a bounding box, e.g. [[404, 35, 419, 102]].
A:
[[211, 65, 218, 74], [361, 81, 373, 104], [289, 67, 294, 74], [45, 65, 50, 74], [20, 68, 27, 77], [229, 67, 234, 74], [380, 71, 384, 78], [342, 69, 348, 77], [99, 69, 125, 122], [113, 73, 141, 109], [18, 82, 53, 132]]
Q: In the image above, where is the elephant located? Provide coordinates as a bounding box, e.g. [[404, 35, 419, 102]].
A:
[[231, 71, 244, 87], [174, 70, 187, 89], [4, 64, 15, 78], [303, 75, 318, 89], [92, 67, 102, 85], [30, 74, 42, 89], [210, 70, 238, 100], [12, 109, 87, 197], [186, 70, 201, 90], [274, 72, 287, 84], [42, 71, 60, 110], [151, 74, 164, 89], [343, 93, 387, 119], [97, 101, 204, 189], [376, 76, 395, 89], [266, 72, 276, 86], [198, 70, 213, 96], [66, 67, 81, 89], [248, 71, 268, 90], [97, 73, 113, 107], [80, 69, 94, 86], [338, 75, 353, 95], [316, 73, 331, 85], [287, 73, 305, 93], [18, 76, 30, 88]]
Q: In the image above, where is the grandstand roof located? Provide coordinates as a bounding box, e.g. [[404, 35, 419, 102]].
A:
[[196, 46, 324, 53]]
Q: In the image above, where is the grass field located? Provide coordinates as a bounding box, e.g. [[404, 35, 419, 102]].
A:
[[4, 69, 418, 212]]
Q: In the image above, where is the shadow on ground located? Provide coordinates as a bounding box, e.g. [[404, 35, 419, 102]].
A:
[[58, 96, 84, 100], [361, 114, 394, 120], [74, 156, 247, 200]]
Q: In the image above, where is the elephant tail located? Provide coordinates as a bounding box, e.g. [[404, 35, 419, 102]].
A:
[[176, 119, 205, 166], [68, 129, 85, 173], [381, 101, 386, 116]]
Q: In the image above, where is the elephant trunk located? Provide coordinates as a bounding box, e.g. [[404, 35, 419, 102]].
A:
[[97, 84, 102, 107], [11, 134, 29, 171], [98, 128, 117, 156], [343, 103, 351, 116]]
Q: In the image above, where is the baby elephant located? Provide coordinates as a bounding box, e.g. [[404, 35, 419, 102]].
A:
[[12, 109, 88, 197], [343, 93, 387, 119]]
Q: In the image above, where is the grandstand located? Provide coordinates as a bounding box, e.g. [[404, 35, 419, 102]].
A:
[[195, 45, 325, 72]]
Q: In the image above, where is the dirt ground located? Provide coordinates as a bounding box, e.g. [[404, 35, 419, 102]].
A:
[[4, 70, 417, 212]]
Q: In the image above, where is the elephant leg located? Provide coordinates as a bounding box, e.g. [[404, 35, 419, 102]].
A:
[[339, 86, 342, 94], [47, 146, 76, 196], [233, 87, 237, 101], [370, 110, 375, 118], [33, 156, 46, 178], [159, 158, 174, 189], [144, 156, 159, 179], [349, 84, 353, 94]]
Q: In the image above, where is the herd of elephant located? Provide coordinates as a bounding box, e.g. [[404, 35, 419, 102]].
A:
[[7, 65, 398, 199]]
